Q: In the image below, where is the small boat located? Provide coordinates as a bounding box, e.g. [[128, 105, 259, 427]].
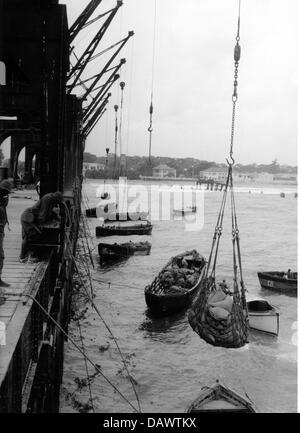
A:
[[86, 208, 148, 221], [173, 206, 197, 216], [96, 221, 153, 237], [98, 241, 151, 260], [257, 271, 297, 296], [280, 192, 285, 198], [104, 211, 149, 222], [145, 250, 206, 316], [247, 296, 279, 336], [187, 380, 256, 413]]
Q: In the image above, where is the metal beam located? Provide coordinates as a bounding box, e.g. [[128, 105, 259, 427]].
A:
[[67, 1, 123, 93], [82, 58, 125, 122], [82, 93, 111, 137], [82, 31, 133, 100], [69, 0, 103, 44]]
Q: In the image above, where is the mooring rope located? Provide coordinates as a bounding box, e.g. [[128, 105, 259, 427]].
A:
[[77, 318, 95, 413], [64, 233, 142, 413], [23, 293, 139, 413]]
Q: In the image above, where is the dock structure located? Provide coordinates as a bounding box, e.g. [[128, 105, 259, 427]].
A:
[[0, 191, 71, 412], [196, 178, 226, 191], [0, 0, 129, 412]]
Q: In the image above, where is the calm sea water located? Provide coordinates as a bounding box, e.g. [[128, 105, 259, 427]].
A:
[[60, 179, 297, 413]]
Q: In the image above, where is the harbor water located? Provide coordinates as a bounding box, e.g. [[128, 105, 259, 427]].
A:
[[60, 179, 297, 413]]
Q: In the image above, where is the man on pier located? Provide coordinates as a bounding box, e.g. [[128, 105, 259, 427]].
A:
[[19, 191, 63, 263], [0, 180, 13, 303]]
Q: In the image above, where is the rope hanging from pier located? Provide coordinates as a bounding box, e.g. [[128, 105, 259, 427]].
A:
[[24, 293, 140, 413], [188, 0, 248, 349], [65, 220, 142, 413]]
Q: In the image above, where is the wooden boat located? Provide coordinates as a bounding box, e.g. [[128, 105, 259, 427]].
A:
[[145, 250, 206, 316], [98, 241, 151, 260], [104, 211, 149, 222], [257, 271, 297, 296], [96, 221, 153, 237], [173, 206, 197, 216], [86, 208, 148, 221], [187, 381, 256, 413], [247, 296, 279, 336]]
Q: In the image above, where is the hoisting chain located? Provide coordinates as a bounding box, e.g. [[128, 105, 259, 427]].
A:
[[227, 2, 241, 167]]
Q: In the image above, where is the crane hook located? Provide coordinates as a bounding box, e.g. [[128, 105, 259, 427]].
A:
[[226, 155, 235, 166]]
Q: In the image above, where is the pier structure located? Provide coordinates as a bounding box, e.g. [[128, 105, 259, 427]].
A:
[[0, 0, 128, 412], [196, 178, 226, 191]]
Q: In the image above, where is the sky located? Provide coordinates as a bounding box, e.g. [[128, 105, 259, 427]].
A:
[[2, 0, 297, 165]]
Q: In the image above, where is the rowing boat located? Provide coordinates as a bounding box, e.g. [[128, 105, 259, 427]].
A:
[[173, 206, 197, 216], [96, 221, 153, 237], [257, 271, 297, 296], [247, 296, 279, 336], [187, 380, 256, 413], [98, 241, 152, 260], [145, 250, 206, 316]]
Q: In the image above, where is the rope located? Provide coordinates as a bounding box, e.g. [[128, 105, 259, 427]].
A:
[[126, 37, 135, 155], [64, 232, 142, 413], [77, 319, 95, 413], [197, 0, 246, 313], [24, 293, 139, 413], [148, 0, 157, 165]]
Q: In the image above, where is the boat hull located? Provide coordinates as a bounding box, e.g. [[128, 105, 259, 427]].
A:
[[96, 224, 153, 237], [98, 242, 151, 260], [145, 252, 206, 317], [187, 382, 256, 413], [173, 207, 197, 216], [248, 310, 279, 335], [258, 272, 297, 296], [145, 287, 195, 316]]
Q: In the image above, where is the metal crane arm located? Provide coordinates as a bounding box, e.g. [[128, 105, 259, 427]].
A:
[[82, 94, 111, 137], [83, 58, 125, 122], [82, 31, 133, 100], [68, 1, 123, 93], [69, 0, 104, 44]]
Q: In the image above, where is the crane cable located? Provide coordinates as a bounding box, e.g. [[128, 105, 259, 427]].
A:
[[205, 0, 245, 304], [148, 0, 157, 165]]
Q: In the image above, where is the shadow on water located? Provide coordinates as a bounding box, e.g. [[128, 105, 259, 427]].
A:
[[259, 287, 297, 299], [96, 256, 130, 271], [139, 309, 192, 343]]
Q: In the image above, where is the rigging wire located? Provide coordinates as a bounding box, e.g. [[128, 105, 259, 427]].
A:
[[24, 293, 139, 413], [126, 37, 135, 155], [77, 319, 95, 413], [64, 229, 142, 413], [147, 0, 157, 165]]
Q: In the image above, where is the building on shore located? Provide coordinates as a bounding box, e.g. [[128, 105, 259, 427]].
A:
[[273, 173, 297, 183], [83, 162, 105, 176], [199, 166, 227, 183], [152, 164, 176, 178]]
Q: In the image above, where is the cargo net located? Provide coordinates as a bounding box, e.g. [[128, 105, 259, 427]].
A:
[[188, 167, 249, 348]]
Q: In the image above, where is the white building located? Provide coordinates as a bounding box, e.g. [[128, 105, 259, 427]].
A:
[[199, 167, 227, 183], [152, 164, 176, 178], [83, 162, 105, 176]]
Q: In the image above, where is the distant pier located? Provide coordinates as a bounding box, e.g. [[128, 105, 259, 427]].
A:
[[139, 175, 226, 190]]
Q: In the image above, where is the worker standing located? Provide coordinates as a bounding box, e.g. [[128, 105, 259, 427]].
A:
[[0, 180, 13, 305]]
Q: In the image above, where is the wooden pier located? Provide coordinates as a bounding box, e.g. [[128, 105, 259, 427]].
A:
[[0, 190, 74, 412]]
